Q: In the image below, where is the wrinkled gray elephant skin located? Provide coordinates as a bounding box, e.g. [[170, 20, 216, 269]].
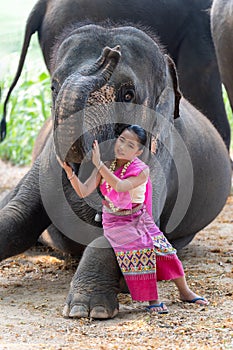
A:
[[211, 0, 233, 135], [0, 0, 231, 150], [0, 23, 231, 320]]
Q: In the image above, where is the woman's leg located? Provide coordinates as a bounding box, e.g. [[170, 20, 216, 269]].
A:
[[151, 232, 208, 306], [173, 276, 209, 305]]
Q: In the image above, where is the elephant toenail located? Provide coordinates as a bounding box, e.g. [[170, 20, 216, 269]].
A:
[[69, 304, 89, 318], [90, 306, 110, 319], [112, 308, 119, 318], [62, 304, 70, 318]]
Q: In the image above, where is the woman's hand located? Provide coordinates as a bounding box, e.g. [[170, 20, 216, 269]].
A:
[[56, 154, 101, 197], [56, 156, 73, 178], [63, 162, 73, 178], [92, 140, 101, 168]]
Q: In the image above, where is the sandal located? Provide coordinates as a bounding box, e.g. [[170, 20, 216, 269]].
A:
[[182, 297, 209, 305], [145, 302, 169, 314]]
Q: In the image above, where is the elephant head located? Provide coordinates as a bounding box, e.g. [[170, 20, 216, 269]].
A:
[[50, 24, 181, 166]]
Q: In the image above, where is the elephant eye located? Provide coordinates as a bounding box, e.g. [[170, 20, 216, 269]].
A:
[[51, 80, 60, 95], [118, 84, 136, 103], [123, 89, 135, 102]]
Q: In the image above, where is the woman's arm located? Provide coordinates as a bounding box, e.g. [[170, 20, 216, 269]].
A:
[[58, 160, 102, 198]]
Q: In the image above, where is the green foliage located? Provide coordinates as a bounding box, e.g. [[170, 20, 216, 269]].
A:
[[0, 1, 47, 165], [0, 70, 51, 165], [223, 87, 233, 150]]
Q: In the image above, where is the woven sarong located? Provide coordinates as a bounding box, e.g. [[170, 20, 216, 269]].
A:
[[102, 206, 184, 301]]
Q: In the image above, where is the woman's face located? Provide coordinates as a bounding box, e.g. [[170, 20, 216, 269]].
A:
[[114, 129, 143, 161]]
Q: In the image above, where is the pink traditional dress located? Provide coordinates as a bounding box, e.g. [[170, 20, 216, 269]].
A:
[[99, 157, 184, 301]]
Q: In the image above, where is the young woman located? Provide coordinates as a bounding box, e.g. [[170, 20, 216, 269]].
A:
[[60, 125, 209, 314]]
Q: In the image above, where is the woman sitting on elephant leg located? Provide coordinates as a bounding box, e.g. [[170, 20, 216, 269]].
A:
[[60, 125, 209, 314]]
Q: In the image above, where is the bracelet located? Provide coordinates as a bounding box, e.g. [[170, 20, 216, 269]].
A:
[[68, 170, 75, 180], [97, 161, 104, 171]]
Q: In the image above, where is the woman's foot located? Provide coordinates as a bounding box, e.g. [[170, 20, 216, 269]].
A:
[[173, 277, 209, 305], [180, 291, 209, 305], [145, 301, 168, 314]]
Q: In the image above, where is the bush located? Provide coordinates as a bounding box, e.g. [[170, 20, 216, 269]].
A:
[[0, 70, 51, 165]]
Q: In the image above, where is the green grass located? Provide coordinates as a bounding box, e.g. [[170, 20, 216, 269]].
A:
[[0, 1, 38, 57]]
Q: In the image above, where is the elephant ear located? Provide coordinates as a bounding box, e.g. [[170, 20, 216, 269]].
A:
[[155, 54, 182, 120], [165, 54, 182, 119]]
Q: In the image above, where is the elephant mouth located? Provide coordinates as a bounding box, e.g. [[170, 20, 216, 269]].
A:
[[59, 123, 117, 164], [55, 106, 157, 164]]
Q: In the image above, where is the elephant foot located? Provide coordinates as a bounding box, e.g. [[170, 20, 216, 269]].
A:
[[63, 236, 121, 320], [63, 293, 119, 319]]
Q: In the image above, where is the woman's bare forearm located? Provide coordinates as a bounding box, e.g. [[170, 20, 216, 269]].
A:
[[64, 167, 101, 198], [71, 169, 101, 197]]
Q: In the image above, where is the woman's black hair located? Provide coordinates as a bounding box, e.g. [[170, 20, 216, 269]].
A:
[[126, 124, 147, 148]]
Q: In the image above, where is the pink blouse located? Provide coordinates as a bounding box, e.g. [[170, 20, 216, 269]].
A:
[[99, 157, 152, 216]]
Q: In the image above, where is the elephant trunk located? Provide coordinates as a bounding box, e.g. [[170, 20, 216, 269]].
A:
[[54, 46, 121, 162]]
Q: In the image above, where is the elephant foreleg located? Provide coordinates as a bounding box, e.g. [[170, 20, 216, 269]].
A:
[[0, 178, 23, 210], [0, 159, 51, 261], [63, 236, 122, 319]]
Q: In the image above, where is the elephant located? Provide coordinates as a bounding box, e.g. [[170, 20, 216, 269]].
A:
[[0, 20, 231, 319], [0, 0, 231, 151], [211, 0, 233, 126]]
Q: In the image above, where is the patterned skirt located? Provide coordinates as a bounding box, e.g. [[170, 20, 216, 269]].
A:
[[102, 206, 184, 301]]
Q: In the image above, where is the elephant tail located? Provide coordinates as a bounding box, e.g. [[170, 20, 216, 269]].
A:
[[0, 0, 48, 142]]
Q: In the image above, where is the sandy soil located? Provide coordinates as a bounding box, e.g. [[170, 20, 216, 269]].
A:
[[0, 159, 232, 350]]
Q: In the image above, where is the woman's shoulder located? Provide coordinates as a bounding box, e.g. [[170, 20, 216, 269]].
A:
[[126, 157, 149, 177], [133, 157, 149, 170]]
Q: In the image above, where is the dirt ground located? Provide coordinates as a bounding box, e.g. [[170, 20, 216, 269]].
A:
[[0, 159, 232, 350]]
